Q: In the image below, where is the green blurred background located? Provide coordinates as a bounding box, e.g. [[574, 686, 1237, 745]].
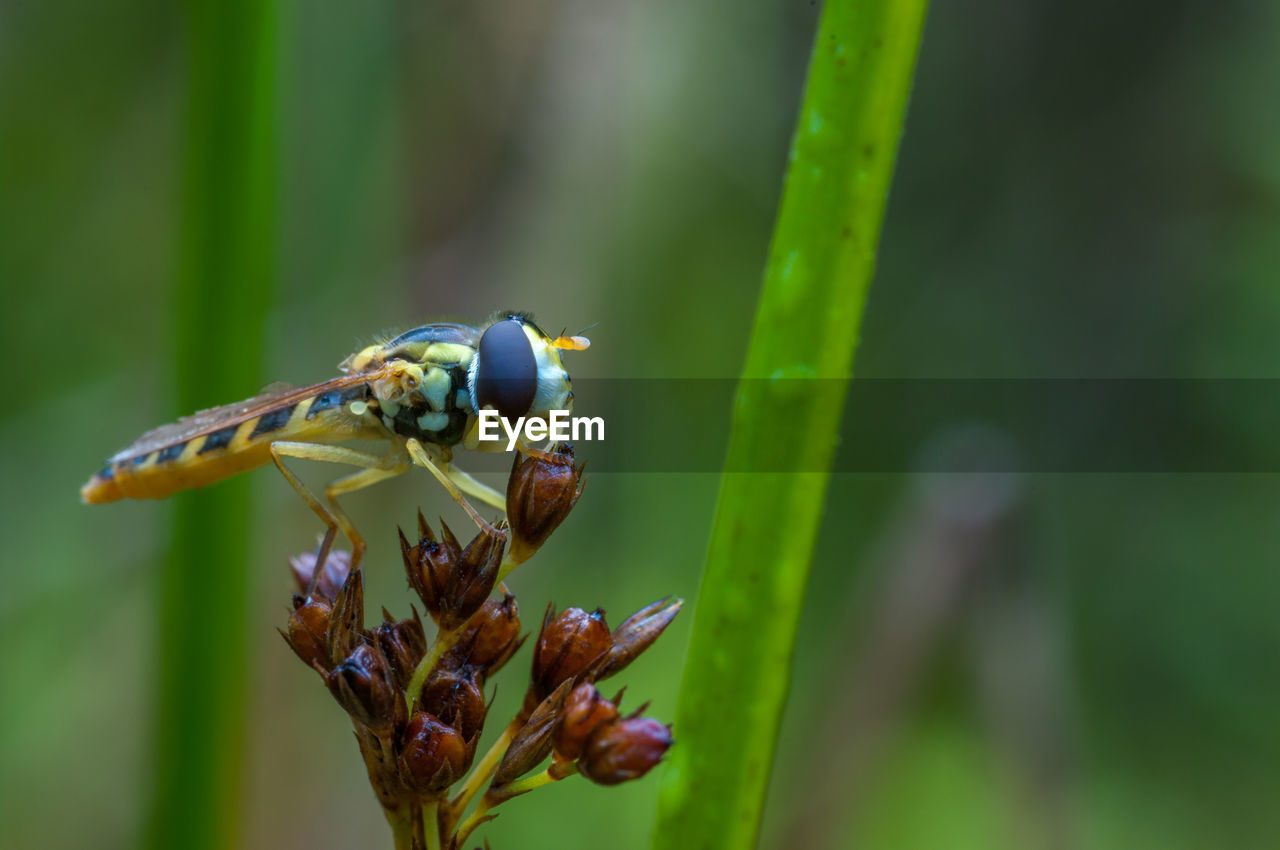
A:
[[3, 1, 1280, 848]]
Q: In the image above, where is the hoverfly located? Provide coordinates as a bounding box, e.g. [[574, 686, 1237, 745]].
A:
[[82, 312, 590, 573]]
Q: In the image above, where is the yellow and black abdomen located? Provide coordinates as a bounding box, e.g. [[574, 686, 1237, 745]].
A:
[[81, 385, 379, 504]]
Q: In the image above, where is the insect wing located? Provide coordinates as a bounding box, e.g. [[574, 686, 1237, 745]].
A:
[[106, 371, 386, 463], [380, 322, 480, 351]]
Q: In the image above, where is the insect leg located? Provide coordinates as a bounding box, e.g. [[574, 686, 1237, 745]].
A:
[[270, 441, 404, 590], [443, 465, 507, 513], [514, 436, 571, 465], [405, 438, 503, 534], [324, 462, 411, 570]]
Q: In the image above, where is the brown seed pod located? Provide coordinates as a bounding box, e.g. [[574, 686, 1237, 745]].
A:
[[577, 715, 673, 786], [418, 667, 488, 746], [397, 711, 468, 794], [553, 683, 620, 761], [443, 594, 524, 676], [531, 605, 612, 703], [281, 597, 333, 672], [506, 444, 585, 564], [327, 644, 402, 733]]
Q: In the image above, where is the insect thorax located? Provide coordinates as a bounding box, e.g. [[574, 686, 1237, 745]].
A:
[[373, 360, 475, 447]]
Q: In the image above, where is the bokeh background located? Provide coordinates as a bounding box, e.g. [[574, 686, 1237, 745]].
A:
[[4, 0, 1280, 848]]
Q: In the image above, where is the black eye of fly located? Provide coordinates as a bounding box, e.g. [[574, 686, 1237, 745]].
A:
[[475, 318, 537, 419]]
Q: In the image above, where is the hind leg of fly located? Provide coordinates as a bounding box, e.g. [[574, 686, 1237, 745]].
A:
[[324, 462, 411, 572], [270, 441, 408, 592]]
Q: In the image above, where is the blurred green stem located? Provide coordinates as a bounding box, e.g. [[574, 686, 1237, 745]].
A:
[[650, 0, 929, 847], [145, 1, 280, 848]]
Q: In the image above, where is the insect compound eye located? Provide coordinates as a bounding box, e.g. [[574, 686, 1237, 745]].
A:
[[475, 318, 537, 419]]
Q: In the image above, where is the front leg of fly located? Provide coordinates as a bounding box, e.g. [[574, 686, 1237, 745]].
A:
[[404, 438, 507, 534]]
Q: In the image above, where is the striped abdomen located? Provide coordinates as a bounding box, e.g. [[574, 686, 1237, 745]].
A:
[[81, 384, 379, 504]]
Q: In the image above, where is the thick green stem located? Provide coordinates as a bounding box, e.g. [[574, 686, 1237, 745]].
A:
[[650, 0, 930, 847], [422, 800, 440, 850], [145, 1, 280, 849]]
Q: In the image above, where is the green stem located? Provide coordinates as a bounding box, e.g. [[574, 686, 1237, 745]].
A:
[[405, 621, 465, 708], [453, 799, 495, 848], [422, 800, 440, 850], [452, 764, 578, 846], [389, 809, 414, 850], [145, 1, 280, 849], [650, 0, 930, 847], [488, 762, 573, 802]]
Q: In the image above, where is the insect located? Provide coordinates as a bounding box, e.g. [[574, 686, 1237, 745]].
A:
[[82, 312, 590, 573]]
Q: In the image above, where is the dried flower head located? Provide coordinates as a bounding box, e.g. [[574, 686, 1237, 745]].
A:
[[280, 447, 680, 849], [402, 515, 506, 630]]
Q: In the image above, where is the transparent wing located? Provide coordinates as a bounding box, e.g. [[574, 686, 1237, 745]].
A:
[[381, 323, 481, 350], [106, 370, 388, 462]]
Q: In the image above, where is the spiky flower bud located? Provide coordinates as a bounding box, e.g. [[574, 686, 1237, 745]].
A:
[[507, 444, 584, 564], [493, 681, 574, 786], [325, 567, 366, 668], [398, 711, 468, 794], [402, 515, 506, 630], [592, 597, 683, 682], [400, 511, 460, 608], [282, 597, 333, 671], [373, 612, 426, 692], [554, 683, 619, 761], [531, 605, 612, 702], [577, 715, 672, 786], [327, 644, 402, 733]]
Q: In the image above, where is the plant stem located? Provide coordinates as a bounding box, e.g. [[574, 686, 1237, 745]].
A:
[[489, 766, 563, 800], [145, 1, 280, 848], [453, 799, 495, 848], [405, 622, 464, 708], [650, 0, 931, 847], [445, 713, 525, 831], [422, 800, 440, 850], [390, 811, 415, 850]]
